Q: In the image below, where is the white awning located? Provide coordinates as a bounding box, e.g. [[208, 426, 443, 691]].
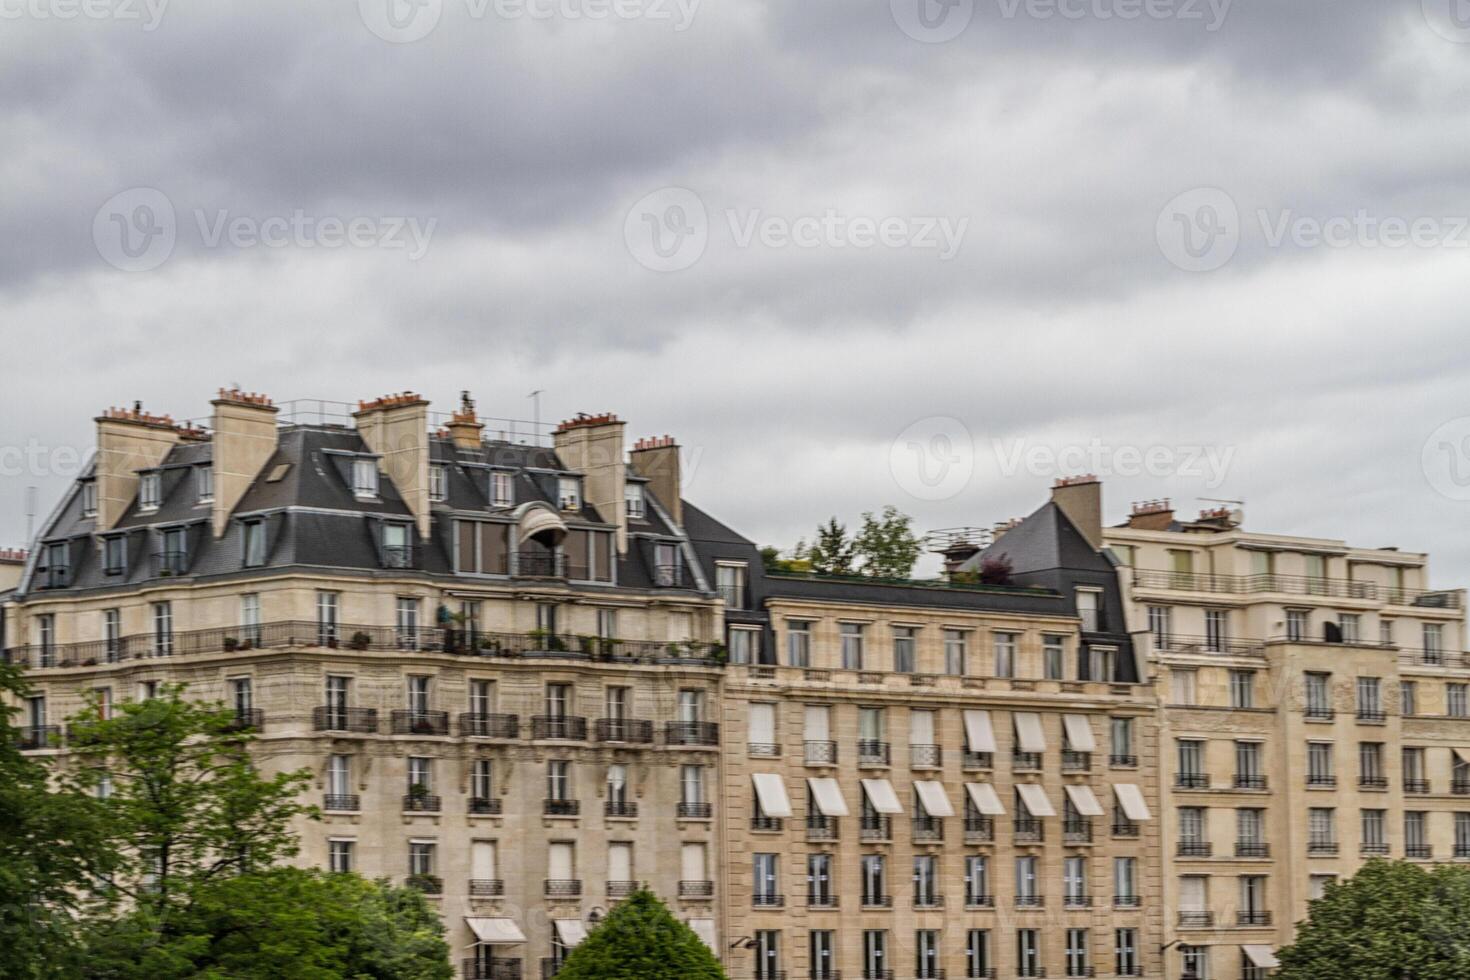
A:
[[1014, 712, 1046, 753], [515, 502, 568, 546], [1061, 714, 1097, 752], [466, 918, 527, 944], [1015, 782, 1056, 818], [1064, 783, 1104, 817], [963, 710, 997, 753], [807, 777, 850, 817], [752, 773, 793, 819], [913, 780, 955, 818], [965, 782, 1006, 816], [1113, 783, 1152, 821], [1455, 748, 1470, 765], [1242, 945, 1280, 969], [554, 920, 589, 948], [688, 919, 717, 950], [860, 778, 903, 815]]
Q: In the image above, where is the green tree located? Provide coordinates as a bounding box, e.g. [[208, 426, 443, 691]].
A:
[[0, 661, 120, 980], [555, 889, 727, 980], [81, 867, 453, 980], [853, 505, 923, 579], [805, 518, 856, 575], [1276, 860, 1470, 980]]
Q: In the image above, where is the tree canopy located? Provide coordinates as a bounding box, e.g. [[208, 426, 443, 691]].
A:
[[554, 889, 727, 980]]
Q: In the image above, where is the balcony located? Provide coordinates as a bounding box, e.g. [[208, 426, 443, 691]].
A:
[[911, 744, 943, 769], [313, 706, 378, 733], [861, 815, 893, 842], [152, 550, 189, 577], [1133, 569, 1462, 607], [403, 792, 441, 812], [805, 740, 838, 765], [654, 563, 686, 588], [752, 815, 785, 833], [1111, 815, 1140, 839], [749, 742, 783, 758], [1061, 751, 1091, 773], [1113, 895, 1142, 909], [1359, 775, 1389, 790], [862, 972, 895, 980], [406, 874, 443, 895], [912, 817, 944, 843], [1012, 750, 1042, 771], [544, 799, 580, 816], [1233, 774, 1268, 790], [858, 740, 891, 766], [1109, 753, 1138, 768], [1013, 818, 1045, 843], [461, 713, 519, 739], [1305, 707, 1336, 721], [532, 716, 588, 741], [679, 880, 714, 899], [1177, 911, 1214, 929], [544, 880, 582, 898], [607, 880, 639, 898], [604, 800, 638, 818], [1361, 842, 1390, 855], [392, 710, 450, 736], [665, 721, 719, 747], [1176, 841, 1212, 857], [1176, 772, 1210, 790], [807, 815, 840, 842], [1014, 893, 1045, 909], [469, 878, 506, 897], [677, 802, 713, 819], [515, 550, 576, 579], [1306, 774, 1337, 788], [1404, 779, 1431, 794], [1063, 893, 1092, 909], [965, 892, 995, 908], [965, 816, 995, 843], [1356, 709, 1388, 724], [16, 725, 61, 751], [323, 794, 360, 811], [1307, 839, 1339, 855], [1063, 970, 1095, 979], [1454, 779, 1470, 796], [595, 718, 654, 745], [225, 709, 264, 732], [381, 544, 414, 569], [1063, 820, 1093, 844], [962, 750, 995, 770], [752, 893, 785, 909], [1151, 632, 1267, 658], [1236, 911, 1273, 927], [913, 891, 944, 909], [860, 894, 892, 909], [468, 797, 503, 815], [461, 958, 521, 980], [806, 892, 839, 909], [1235, 841, 1270, 858]]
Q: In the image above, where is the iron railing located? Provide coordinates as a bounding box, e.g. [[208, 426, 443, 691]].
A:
[[313, 706, 378, 733], [461, 713, 519, 738]]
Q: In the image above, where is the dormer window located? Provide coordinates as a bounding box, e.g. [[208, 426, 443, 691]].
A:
[[428, 464, 448, 502], [382, 523, 412, 569], [139, 472, 161, 511], [39, 542, 70, 589], [243, 520, 267, 568], [625, 483, 645, 519], [558, 477, 581, 511], [81, 481, 98, 518], [196, 466, 214, 503], [158, 527, 187, 576], [103, 536, 127, 576], [352, 459, 379, 499], [490, 471, 514, 508]]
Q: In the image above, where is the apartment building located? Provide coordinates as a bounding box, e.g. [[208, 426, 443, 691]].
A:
[[1107, 498, 1470, 980], [698, 480, 1163, 980], [1, 392, 729, 980]]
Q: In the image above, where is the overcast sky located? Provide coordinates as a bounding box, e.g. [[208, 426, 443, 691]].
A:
[[3, 0, 1470, 585]]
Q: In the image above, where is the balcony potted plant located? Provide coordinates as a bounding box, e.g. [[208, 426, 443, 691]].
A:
[[408, 782, 430, 808], [348, 631, 372, 651], [223, 636, 239, 652]]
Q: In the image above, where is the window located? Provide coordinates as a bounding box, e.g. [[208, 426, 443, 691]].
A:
[[913, 855, 939, 906], [557, 477, 581, 511], [728, 627, 760, 665], [351, 459, 378, 498], [428, 464, 447, 502], [1309, 808, 1336, 847], [546, 683, 571, 718], [966, 930, 991, 979], [152, 601, 173, 655], [327, 755, 352, 799], [1339, 613, 1361, 643], [238, 593, 261, 645], [1065, 928, 1090, 977], [1015, 855, 1038, 900], [383, 523, 412, 568], [547, 760, 571, 801], [1237, 808, 1265, 845], [1286, 609, 1309, 642], [471, 759, 494, 802], [607, 764, 629, 804], [159, 526, 187, 572], [1457, 813, 1470, 856], [840, 623, 865, 670], [964, 855, 990, 905], [678, 689, 705, 723], [893, 626, 917, 674], [753, 854, 779, 904], [103, 535, 127, 575], [716, 563, 747, 609], [1018, 929, 1042, 977], [863, 931, 888, 979], [1148, 606, 1172, 647], [316, 591, 339, 644], [1449, 683, 1469, 718], [1308, 874, 1336, 901], [787, 621, 812, 668], [1425, 624, 1445, 662], [243, 520, 267, 567], [405, 676, 430, 716], [807, 853, 834, 906], [1205, 609, 1229, 651], [1305, 672, 1332, 717], [810, 931, 835, 980], [1063, 855, 1088, 903], [1076, 588, 1101, 631], [596, 608, 617, 641], [489, 471, 514, 507], [1235, 741, 1262, 783], [1178, 807, 1206, 844], [230, 677, 253, 716], [1361, 809, 1386, 849], [1307, 743, 1334, 784], [993, 632, 1017, 678], [1115, 928, 1139, 978], [408, 841, 435, 878], [1403, 747, 1426, 790], [1180, 945, 1209, 980], [946, 629, 969, 675], [915, 930, 940, 979], [1381, 618, 1394, 646], [1170, 669, 1197, 705], [408, 757, 433, 791], [624, 482, 645, 518], [1359, 743, 1384, 782], [1402, 681, 1418, 717], [81, 481, 97, 517], [860, 853, 887, 906], [1357, 677, 1383, 717], [756, 931, 782, 980], [1110, 717, 1134, 763], [1114, 857, 1137, 904], [1405, 811, 1428, 854], [537, 603, 559, 635], [328, 839, 354, 873], [1229, 670, 1255, 709], [396, 597, 420, 648], [1177, 740, 1204, 779], [195, 465, 214, 503], [1042, 634, 1066, 680], [139, 472, 161, 510], [680, 765, 704, 804]]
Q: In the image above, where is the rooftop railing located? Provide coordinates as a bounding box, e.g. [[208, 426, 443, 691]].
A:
[[1133, 569, 1462, 608]]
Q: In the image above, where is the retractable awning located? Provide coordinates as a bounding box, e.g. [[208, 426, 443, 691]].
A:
[[1242, 946, 1280, 969], [807, 777, 849, 817], [515, 502, 568, 546], [965, 782, 1006, 816], [964, 710, 997, 752], [860, 778, 903, 815], [553, 921, 589, 948], [1014, 712, 1046, 753], [752, 773, 793, 819], [1064, 783, 1104, 817], [1061, 714, 1097, 752], [913, 780, 955, 818], [466, 918, 527, 944], [1113, 783, 1152, 821], [1015, 782, 1056, 818], [688, 919, 717, 950]]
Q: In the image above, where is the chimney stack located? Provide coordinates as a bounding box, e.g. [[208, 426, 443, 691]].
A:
[[554, 413, 628, 553], [629, 434, 682, 529], [445, 391, 485, 451], [1051, 475, 1103, 551], [210, 388, 279, 537], [1128, 498, 1175, 531], [354, 392, 431, 539], [94, 403, 183, 530]]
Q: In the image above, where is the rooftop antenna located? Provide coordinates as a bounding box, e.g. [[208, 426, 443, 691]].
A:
[[528, 390, 544, 444], [25, 485, 36, 544]]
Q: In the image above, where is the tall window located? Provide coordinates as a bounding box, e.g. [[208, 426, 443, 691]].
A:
[[427, 463, 447, 502], [328, 839, 354, 873], [407, 676, 430, 716], [327, 755, 351, 801], [993, 633, 1017, 678], [1361, 809, 1386, 849], [946, 629, 969, 675], [316, 591, 339, 644], [152, 601, 173, 655], [892, 626, 918, 674], [1286, 609, 1308, 642], [547, 760, 571, 801], [139, 472, 161, 510], [1115, 929, 1139, 978], [1065, 929, 1090, 978], [103, 535, 127, 575], [755, 931, 781, 980], [1170, 669, 1197, 705], [966, 930, 991, 979], [915, 930, 940, 979], [728, 627, 760, 665], [752, 854, 779, 904], [490, 471, 514, 507], [1015, 855, 1038, 901], [1356, 677, 1382, 717], [810, 931, 835, 980], [1450, 683, 1469, 718], [624, 482, 644, 518], [787, 621, 812, 668], [807, 853, 833, 906], [1401, 681, 1418, 716], [471, 759, 494, 802], [1114, 857, 1137, 904], [964, 855, 990, 905], [1076, 589, 1101, 631], [557, 477, 581, 510], [351, 459, 378, 498], [1110, 717, 1134, 763], [863, 932, 888, 979], [1424, 623, 1445, 662], [1205, 609, 1229, 651], [1229, 670, 1255, 708], [396, 597, 420, 649], [840, 623, 865, 670], [1309, 807, 1336, 847], [1307, 743, 1334, 784], [1339, 613, 1361, 643], [1304, 672, 1331, 717], [1177, 739, 1205, 778], [1148, 606, 1172, 647], [1043, 635, 1065, 679], [1018, 930, 1042, 977], [861, 854, 887, 905], [716, 563, 747, 609]]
